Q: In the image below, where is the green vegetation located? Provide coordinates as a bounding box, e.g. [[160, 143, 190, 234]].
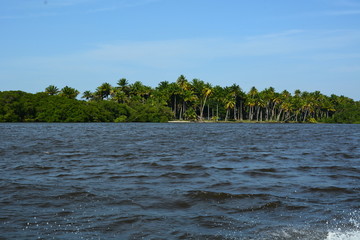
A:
[[1, 75, 359, 123]]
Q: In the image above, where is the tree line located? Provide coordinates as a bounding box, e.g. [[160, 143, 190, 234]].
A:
[[1, 75, 359, 123]]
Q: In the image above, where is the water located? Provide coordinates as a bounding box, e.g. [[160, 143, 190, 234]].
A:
[[0, 123, 359, 240]]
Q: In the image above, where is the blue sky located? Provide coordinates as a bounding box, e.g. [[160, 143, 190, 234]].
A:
[[1, 0, 360, 100]]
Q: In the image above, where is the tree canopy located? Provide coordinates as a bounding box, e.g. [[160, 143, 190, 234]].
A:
[[0, 76, 359, 123]]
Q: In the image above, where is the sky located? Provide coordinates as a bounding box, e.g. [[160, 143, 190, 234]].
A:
[[1, 0, 360, 100]]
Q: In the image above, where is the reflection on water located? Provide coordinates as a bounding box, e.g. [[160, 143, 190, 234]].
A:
[[0, 123, 359, 239]]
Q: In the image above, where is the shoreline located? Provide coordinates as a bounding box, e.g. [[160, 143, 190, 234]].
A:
[[167, 120, 321, 124]]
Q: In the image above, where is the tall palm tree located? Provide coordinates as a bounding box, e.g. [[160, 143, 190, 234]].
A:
[[116, 78, 130, 99], [261, 87, 276, 121], [129, 81, 152, 103], [224, 97, 235, 121], [60, 86, 79, 99], [155, 81, 172, 106], [45, 85, 59, 95], [95, 82, 112, 100], [247, 86, 259, 120], [211, 85, 226, 120], [246, 98, 256, 120], [176, 75, 192, 119], [117, 78, 129, 88], [227, 84, 243, 121]]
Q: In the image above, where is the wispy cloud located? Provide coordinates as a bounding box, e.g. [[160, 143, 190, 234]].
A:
[[328, 0, 360, 8], [2, 29, 360, 99], [4, 29, 360, 73], [3, 29, 359, 69], [85, 0, 162, 13], [0, 12, 58, 20], [0, 0, 161, 19], [80, 29, 360, 68], [322, 9, 360, 16], [44, 0, 95, 7]]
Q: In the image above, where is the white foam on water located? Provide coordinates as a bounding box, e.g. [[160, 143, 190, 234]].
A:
[[326, 230, 360, 240], [326, 212, 360, 240]]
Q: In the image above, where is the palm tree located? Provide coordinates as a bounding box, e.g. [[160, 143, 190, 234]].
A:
[[256, 93, 266, 121], [176, 75, 191, 119], [95, 82, 112, 100], [261, 87, 276, 121], [111, 88, 127, 104], [201, 86, 212, 120], [300, 91, 314, 122], [211, 85, 226, 121], [246, 98, 256, 120], [246, 87, 258, 120], [45, 85, 59, 95], [227, 84, 244, 121], [224, 97, 235, 121], [117, 78, 129, 88], [82, 90, 93, 101], [275, 90, 291, 121], [281, 101, 293, 121], [129, 81, 152, 103], [60, 86, 79, 99], [154, 81, 171, 106], [176, 75, 190, 91]]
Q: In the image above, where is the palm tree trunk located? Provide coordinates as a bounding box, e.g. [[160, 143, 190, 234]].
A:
[[303, 110, 308, 122], [234, 104, 237, 120], [207, 104, 210, 120], [271, 104, 277, 120], [277, 109, 283, 121], [239, 101, 243, 120], [174, 96, 177, 119]]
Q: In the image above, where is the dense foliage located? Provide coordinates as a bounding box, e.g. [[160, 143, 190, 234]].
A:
[[1, 76, 359, 123]]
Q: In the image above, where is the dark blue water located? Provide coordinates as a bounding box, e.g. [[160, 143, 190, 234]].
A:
[[0, 123, 359, 239]]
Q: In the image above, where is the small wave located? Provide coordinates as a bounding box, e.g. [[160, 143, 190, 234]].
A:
[[56, 191, 97, 199], [13, 165, 54, 171], [231, 201, 282, 213], [160, 172, 193, 179], [211, 167, 234, 171], [325, 166, 360, 173], [257, 168, 278, 172], [285, 204, 308, 210], [191, 215, 240, 229], [182, 164, 207, 171], [12, 183, 50, 192], [334, 153, 358, 159], [186, 190, 270, 201], [209, 181, 233, 188], [143, 162, 177, 171], [305, 186, 355, 194], [296, 165, 360, 174], [243, 168, 283, 178], [147, 199, 192, 210], [268, 227, 326, 239]]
